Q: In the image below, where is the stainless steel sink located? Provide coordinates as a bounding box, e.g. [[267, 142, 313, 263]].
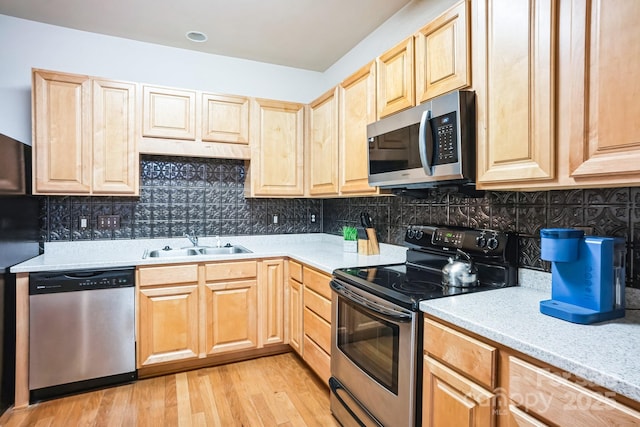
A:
[[144, 245, 251, 259]]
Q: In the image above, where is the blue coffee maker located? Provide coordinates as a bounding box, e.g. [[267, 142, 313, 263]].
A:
[[539, 228, 626, 324]]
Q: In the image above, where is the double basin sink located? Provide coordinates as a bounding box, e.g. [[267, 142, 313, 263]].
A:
[[144, 244, 251, 259]]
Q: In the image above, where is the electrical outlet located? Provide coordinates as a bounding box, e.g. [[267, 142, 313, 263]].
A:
[[97, 215, 120, 230], [310, 213, 317, 223], [272, 214, 279, 224]]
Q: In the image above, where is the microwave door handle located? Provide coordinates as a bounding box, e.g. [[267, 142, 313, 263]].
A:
[[418, 110, 434, 176]]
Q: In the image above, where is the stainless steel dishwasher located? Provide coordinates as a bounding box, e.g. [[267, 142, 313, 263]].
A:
[[29, 268, 137, 402]]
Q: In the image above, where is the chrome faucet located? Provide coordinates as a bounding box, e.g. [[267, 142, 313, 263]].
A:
[[184, 233, 198, 247]]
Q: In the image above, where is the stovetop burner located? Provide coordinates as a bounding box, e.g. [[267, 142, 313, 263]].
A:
[[332, 225, 519, 311]]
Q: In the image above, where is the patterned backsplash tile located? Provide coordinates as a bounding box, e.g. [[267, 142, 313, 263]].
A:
[[324, 188, 640, 288], [41, 156, 323, 243], [38, 155, 640, 287]]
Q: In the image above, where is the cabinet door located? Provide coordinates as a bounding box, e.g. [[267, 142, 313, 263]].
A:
[[138, 284, 199, 367], [288, 275, 303, 355], [248, 99, 305, 196], [474, 0, 557, 187], [260, 259, 285, 346], [202, 93, 249, 144], [204, 280, 258, 354], [422, 356, 495, 427], [339, 62, 379, 195], [32, 70, 91, 194], [142, 85, 196, 140], [415, 0, 470, 103], [307, 87, 339, 196], [376, 37, 415, 119], [92, 79, 138, 195], [568, 0, 640, 181]]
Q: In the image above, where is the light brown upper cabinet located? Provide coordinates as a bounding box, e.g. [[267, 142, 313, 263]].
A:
[[475, 0, 640, 190], [142, 85, 196, 140], [377, 37, 415, 119], [32, 69, 138, 196], [415, 0, 471, 103], [376, 1, 471, 120], [566, 0, 640, 185], [474, 0, 557, 189], [202, 93, 249, 144], [307, 87, 340, 196], [338, 62, 381, 196], [139, 85, 250, 160], [245, 98, 305, 197]]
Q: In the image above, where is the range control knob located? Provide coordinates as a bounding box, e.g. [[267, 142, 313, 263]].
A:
[[407, 229, 416, 238], [487, 238, 499, 250], [416, 230, 424, 240], [475, 236, 487, 248]]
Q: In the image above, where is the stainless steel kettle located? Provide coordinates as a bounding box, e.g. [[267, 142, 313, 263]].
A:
[[442, 249, 478, 287]]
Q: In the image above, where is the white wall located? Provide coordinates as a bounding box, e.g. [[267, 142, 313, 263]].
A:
[[0, 14, 322, 144], [0, 0, 457, 144]]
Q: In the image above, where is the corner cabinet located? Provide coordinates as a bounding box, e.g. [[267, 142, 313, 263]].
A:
[[245, 99, 305, 197], [287, 260, 304, 356], [32, 69, 138, 195]]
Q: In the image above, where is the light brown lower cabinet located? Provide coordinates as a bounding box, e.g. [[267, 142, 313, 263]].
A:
[[301, 266, 332, 384], [422, 316, 640, 427], [287, 260, 304, 356], [137, 259, 287, 374]]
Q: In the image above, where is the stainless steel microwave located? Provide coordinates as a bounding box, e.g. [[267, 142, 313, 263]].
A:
[[367, 90, 475, 189]]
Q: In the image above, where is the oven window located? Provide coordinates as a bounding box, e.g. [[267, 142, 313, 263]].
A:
[[337, 296, 399, 395]]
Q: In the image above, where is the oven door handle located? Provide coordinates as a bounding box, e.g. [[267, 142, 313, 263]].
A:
[[330, 281, 413, 322]]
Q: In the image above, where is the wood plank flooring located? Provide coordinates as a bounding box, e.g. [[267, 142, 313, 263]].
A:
[[0, 353, 339, 427]]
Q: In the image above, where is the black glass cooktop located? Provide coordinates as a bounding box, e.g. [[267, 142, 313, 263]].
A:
[[333, 263, 501, 311]]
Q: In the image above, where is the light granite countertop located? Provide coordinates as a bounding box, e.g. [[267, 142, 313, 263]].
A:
[[420, 269, 640, 403], [10, 233, 407, 274]]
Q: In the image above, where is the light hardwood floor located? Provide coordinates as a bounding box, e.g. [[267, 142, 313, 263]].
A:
[[0, 353, 339, 427]]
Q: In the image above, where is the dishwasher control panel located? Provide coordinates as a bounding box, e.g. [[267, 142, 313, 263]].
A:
[[29, 268, 135, 295]]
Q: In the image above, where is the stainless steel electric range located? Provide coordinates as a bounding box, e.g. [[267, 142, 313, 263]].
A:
[[329, 225, 518, 427]]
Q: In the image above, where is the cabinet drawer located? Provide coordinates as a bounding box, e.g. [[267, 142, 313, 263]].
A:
[[304, 307, 331, 354], [424, 318, 496, 389], [205, 261, 257, 281], [138, 264, 198, 287], [303, 267, 331, 299], [509, 356, 640, 426], [303, 335, 330, 385], [303, 287, 331, 323], [289, 260, 303, 283]]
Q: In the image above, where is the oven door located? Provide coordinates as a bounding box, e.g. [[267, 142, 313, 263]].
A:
[[330, 279, 418, 427]]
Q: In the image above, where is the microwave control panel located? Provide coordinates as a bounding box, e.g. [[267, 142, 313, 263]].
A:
[[433, 111, 458, 165]]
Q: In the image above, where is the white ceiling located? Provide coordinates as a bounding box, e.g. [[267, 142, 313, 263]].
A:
[[0, 0, 412, 71]]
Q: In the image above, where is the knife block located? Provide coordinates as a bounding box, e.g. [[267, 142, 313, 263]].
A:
[[358, 228, 380, 255]]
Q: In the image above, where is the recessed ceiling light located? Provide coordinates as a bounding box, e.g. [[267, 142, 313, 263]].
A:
[[186, 31, 208, 43]]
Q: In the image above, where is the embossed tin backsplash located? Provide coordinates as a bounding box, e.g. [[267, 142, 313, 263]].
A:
[[324, 189, 640, 288], [39, 156, 639, 287], [41, 156, 322, 241]]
